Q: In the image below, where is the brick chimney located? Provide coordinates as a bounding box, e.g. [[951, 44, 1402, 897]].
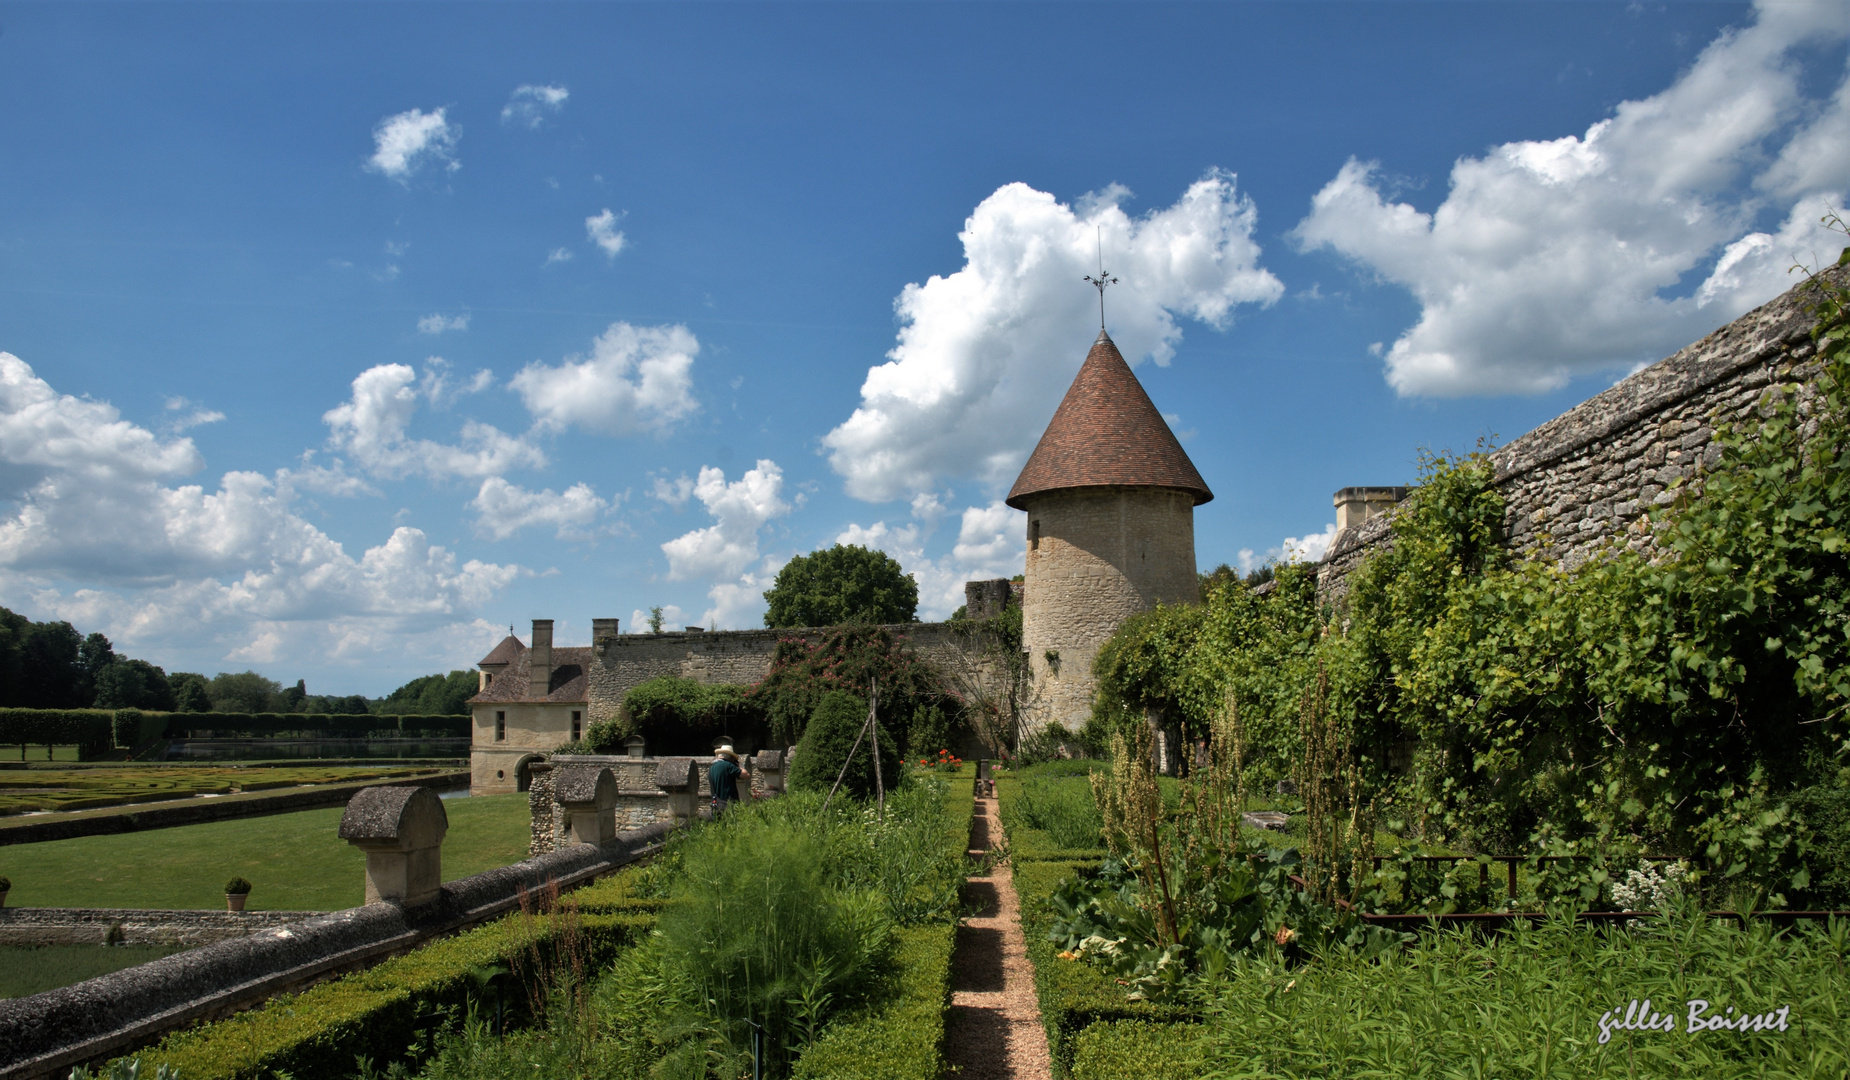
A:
[[528, 619, 554, 700]]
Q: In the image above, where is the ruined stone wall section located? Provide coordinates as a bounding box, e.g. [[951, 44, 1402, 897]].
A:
[[1021, 486, 1200, 731], [1318, 268, 1844, 600], [581, 623, 1000, 726]]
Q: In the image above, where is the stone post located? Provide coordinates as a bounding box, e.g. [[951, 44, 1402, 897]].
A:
[[338, 786, 449, 906], [553, 764, 618, 845], [657, 758, 699, 821], [750, 749, 786, 795]]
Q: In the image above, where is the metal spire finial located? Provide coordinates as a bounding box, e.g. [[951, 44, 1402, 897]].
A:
[[1083, 226, 1117, 330]]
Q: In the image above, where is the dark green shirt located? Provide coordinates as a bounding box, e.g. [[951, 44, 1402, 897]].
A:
[[709, 758, 743, 802]]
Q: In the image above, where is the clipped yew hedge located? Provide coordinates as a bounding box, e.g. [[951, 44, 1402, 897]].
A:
[[1070, 1020, 1206, 1080], [0, 709, 115, 756], [792, 922, 956, 1079], [0, 709, 469, 757], [137, 907, 657, 1080], [1013, 859, 1200, 1076]]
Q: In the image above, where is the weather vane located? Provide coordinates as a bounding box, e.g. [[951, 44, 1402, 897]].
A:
[[1083, 226, 1117, 330]]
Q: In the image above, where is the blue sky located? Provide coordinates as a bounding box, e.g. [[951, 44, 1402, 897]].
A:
[[2, 1, 1846, 694]]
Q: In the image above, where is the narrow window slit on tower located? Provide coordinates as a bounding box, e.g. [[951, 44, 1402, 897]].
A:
[[1029, 520, 1040, 550]]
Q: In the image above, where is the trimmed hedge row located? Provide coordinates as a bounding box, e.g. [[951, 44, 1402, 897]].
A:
[[135, 906, 656, 1080], [1013, 859, 1201, 1076], [0, 709, 115, 756], [792, 922, 956, 1079], [0, 709, 471, 753], [994, 776, 1108, 863], [1070, 1021, 1206, 1080], [155, 712, 470, 739], [783, 767, 973, 1078]]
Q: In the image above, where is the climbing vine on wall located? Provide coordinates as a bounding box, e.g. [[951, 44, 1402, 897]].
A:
[[1092, 243, 1850, 906]]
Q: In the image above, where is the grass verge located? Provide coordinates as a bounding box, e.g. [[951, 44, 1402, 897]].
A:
[[0, 792, 529, 910], [0, 944, 183, 999]]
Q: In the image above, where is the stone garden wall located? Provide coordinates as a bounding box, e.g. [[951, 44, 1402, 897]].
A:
[[583, 622, 1002, 724], [0, 813, 673, 1080], [0, 908, 318, 948], [1318, 266, 1848, 599]]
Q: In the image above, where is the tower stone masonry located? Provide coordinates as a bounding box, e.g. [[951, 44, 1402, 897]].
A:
[[1008, 329, 1212, 733]]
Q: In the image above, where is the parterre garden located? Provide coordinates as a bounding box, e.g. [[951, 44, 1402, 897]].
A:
[[108, 721, 973, 1080], [0, 791, 529, 911], [0, 765, 455, 816]]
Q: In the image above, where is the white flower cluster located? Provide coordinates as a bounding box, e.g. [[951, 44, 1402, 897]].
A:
[[1611, 860, 1690, 912]]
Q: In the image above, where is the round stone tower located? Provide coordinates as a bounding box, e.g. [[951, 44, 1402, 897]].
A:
[[1007, 329, 1212, 734]]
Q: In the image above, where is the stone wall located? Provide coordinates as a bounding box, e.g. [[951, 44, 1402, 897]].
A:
[[1318, 267, 1847, 598], [581, 623, 989, 726], [1021, 486, 1200, 730], [525, 752, 791, 855], [0, 820, 674, 1080], [0, 908, 318, 948]]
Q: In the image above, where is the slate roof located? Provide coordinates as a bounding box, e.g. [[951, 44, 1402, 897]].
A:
[[477, 635, 524, 667], [1006, 329, 1212, 509], [468, 645, 591, 704]]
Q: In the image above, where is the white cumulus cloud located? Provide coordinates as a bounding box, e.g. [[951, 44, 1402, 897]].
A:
[[418, 313, 470, 335], [366, 107, 459, 182], [0, 352, 521, 669], [661, 460, 791, 582], [586, 209, 627, 258], [511, 322, 698, 437], [835, 498, 1025, 620], [324, 363, 544, 480], [501, 84, 569, 129], [1294, 1, 1850, 396], [823, 172, 1283, 503], [469, 477, 610, 541]]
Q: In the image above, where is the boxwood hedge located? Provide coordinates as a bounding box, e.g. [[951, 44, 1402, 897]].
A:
[[1012, 859, 1200, 1076]]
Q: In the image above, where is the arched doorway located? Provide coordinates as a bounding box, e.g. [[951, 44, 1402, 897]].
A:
[[515, 754, 541, 793]]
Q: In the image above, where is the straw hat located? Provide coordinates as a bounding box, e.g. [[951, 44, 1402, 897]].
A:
[[716, 746, 739, 762]]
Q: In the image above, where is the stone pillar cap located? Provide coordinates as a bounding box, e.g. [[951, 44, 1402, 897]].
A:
[[339, 786, 448, 848], [752, 749, 784, 770], [553, 764, 617, 806], [655, 757, 698, 790]]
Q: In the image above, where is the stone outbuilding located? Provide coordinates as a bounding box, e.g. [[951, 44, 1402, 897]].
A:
[[1008, 328, 1212, 733], [469, 619, 592, 794]]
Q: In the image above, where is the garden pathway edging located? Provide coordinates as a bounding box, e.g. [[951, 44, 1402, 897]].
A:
[[942, 791, 1052, 1079]]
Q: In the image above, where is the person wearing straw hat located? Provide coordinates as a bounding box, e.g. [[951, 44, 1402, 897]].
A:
[[709, 745, 749, 816]]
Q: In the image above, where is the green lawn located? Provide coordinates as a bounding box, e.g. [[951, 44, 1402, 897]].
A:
[[0, 792, 531, 911], [0, 944, 182, 998]]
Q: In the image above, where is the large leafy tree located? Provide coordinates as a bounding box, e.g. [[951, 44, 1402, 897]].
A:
[[762, 544, 918, 628]]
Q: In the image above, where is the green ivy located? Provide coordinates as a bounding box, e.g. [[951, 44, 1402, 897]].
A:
[[1092, 254, 1850, 907]]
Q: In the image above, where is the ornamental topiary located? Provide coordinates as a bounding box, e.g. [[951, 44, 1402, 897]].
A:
[[225, 876, 252, 895], [788, 690, 903, 801]]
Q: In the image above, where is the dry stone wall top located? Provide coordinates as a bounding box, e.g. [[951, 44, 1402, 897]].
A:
[[1319, 266, 1847, 598]]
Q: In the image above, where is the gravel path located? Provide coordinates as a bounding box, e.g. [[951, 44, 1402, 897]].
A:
[[943, 791, 1052, 1080]]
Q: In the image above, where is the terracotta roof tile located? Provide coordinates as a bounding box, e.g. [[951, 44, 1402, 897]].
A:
[[477, 634, 524, 667], [468, 646, 591, 704], [1007, 330, 1212, 509]]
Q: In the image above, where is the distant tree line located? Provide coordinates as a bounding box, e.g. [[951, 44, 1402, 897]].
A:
[[0, 606, 475, 716]]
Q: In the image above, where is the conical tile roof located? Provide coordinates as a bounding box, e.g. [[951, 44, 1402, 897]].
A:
[[1006, 330, 1212, 509], [477, 634, 524, 667]]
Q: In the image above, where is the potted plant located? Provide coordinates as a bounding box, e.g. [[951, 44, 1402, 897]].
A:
[[0, 876, 10, 908], [225, 876, 253, 912]]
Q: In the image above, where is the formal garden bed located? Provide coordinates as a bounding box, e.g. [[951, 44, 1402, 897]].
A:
[[0, 792, 530, 911], [0, 765, 459, 816], [91, 722, 972, 1080]]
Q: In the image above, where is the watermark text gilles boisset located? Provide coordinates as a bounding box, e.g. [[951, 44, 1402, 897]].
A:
[[1598, 998, 1792, 1043]]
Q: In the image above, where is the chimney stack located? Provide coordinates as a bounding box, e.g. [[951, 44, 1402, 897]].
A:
[[591, 617, 619, 656], [529, 619, 554, 700], [1333, 487, 1409, 532]]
